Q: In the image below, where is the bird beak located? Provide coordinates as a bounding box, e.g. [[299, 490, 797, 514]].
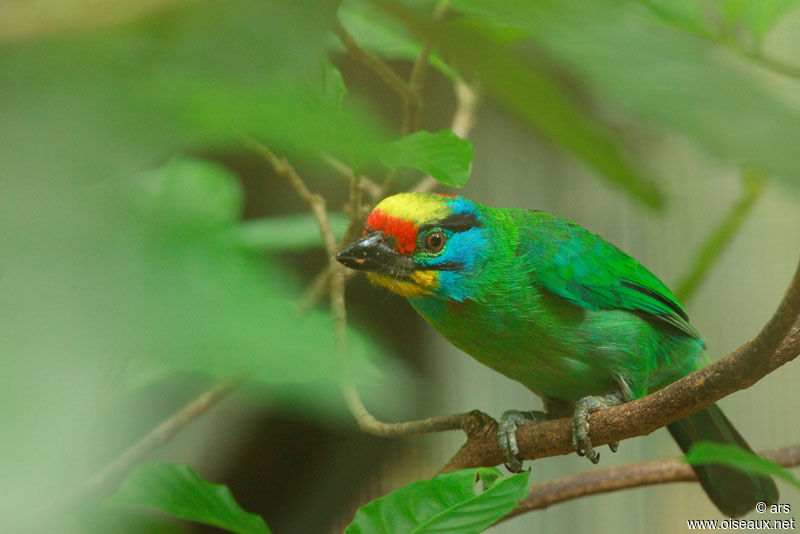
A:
[[336, 232, 416, 276]]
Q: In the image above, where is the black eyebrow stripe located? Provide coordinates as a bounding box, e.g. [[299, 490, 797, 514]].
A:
[[419, 213, 481, 233]]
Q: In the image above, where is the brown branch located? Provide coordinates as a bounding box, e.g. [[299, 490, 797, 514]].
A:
[[401, 0, 450, 135], [333, 18, 414, 105], [342, 389, 496, 438], [442, 258, 800, 472], [498, 443, 800, 523]]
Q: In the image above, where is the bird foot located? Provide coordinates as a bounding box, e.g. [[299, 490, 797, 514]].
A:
[[498, 409, 551, 472], [571, 394, 623, 464]]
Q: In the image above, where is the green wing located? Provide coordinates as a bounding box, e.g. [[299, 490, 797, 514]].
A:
[[517, 210, 703, 343]]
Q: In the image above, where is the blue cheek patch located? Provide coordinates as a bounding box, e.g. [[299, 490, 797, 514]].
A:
[[416, 227, 487, 302]]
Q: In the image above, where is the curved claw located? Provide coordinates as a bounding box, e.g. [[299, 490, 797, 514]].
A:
[[498, 409, 545, 473], [571, 394, 623, 465], [609, 441, 619, 453]]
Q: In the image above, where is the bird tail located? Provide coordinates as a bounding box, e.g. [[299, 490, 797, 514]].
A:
[[667, 403, 778, 517]]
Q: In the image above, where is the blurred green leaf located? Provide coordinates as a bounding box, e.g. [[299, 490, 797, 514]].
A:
[[236, 213, 349, 252], [318, 59, 349, 110], [376, 1, 664, 207], [447, 0, 800, 190], [638, 0, 719, 38], [685, 443, 800, 489], [345, 468, 529, 534], [132, 157, 243, 228], [107, 462, 270, 534], [337, 0, 460, 80], [641, 0, 800, 43], [379, 129, 473, 187], [718, 0, 800, 40], [0, 0, 389, 179], [0, 156, 390, 526]]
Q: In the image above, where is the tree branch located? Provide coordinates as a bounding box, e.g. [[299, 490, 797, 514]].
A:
[[498, 443, 800, 523], [333, 18, 415, 107], [442, 257, 800, 471], [400, 0, 449, 135]]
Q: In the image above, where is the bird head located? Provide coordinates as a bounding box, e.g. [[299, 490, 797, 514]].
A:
[[336, 192, 487, 300]]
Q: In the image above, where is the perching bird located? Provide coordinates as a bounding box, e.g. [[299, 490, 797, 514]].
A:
[[336, 192, 777, 517]]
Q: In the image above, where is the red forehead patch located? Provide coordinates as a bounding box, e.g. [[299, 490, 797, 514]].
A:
[[366, 209, 418, 254], [434, 193, 457, 198]]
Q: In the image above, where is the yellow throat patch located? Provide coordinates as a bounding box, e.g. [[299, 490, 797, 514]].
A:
[[367, 270, 439, 298]]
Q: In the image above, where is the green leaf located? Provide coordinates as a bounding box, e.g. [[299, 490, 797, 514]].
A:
[[378, 129, 474, 187], [236, 213, 349, 252], [337, 0, 460, 80], [717, 0, 800, 40], [107, 463, 270, 534], [642, 0, 800, 43], [318, 59, 349, 110], [132, 157, 243, 228], [685, 442, 800, 489], [639, 0, 719, 38], [345, 468, 529, 534]]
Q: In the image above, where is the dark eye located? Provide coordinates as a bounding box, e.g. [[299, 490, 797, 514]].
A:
[[424, 231, 445, 253]]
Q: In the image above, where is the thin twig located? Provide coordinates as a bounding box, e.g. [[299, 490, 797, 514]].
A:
[[674, 169, 767, 303], [51, 375, 244, 511], [498, 443, 800, 522], [733, 43, 800, 81], [333, 18, 414, 104], [401, 0, 450, 135], [442, 257, 800, 471], [640, 0, 800, 82], [413, 79, 480, 193], [243, 138, 337, 255], [249, 139, 497, 439], [341, 385, 495, 438], [296, 266, 332, 314]]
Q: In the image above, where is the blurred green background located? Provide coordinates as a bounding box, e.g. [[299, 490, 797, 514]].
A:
[[2, 0, 799, 532]]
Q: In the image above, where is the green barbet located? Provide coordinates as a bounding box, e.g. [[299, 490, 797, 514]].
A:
[[336, 192, 777, 516]]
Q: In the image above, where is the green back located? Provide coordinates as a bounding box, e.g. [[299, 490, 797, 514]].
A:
[[511, 208, 703, 343]]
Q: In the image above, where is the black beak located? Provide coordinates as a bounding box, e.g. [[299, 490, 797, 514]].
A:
[[336, 232, 416, 277]]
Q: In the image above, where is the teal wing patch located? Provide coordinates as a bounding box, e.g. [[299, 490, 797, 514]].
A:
[[517, 210, 703, 343]]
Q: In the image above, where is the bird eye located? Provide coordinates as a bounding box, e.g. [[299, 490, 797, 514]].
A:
[[424, 231, 445, 253]]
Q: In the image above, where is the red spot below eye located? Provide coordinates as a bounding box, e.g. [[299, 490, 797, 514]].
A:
[[366, 209, 418, 254], [446, 298, 471, 314], [434, 193, 457, 198]]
